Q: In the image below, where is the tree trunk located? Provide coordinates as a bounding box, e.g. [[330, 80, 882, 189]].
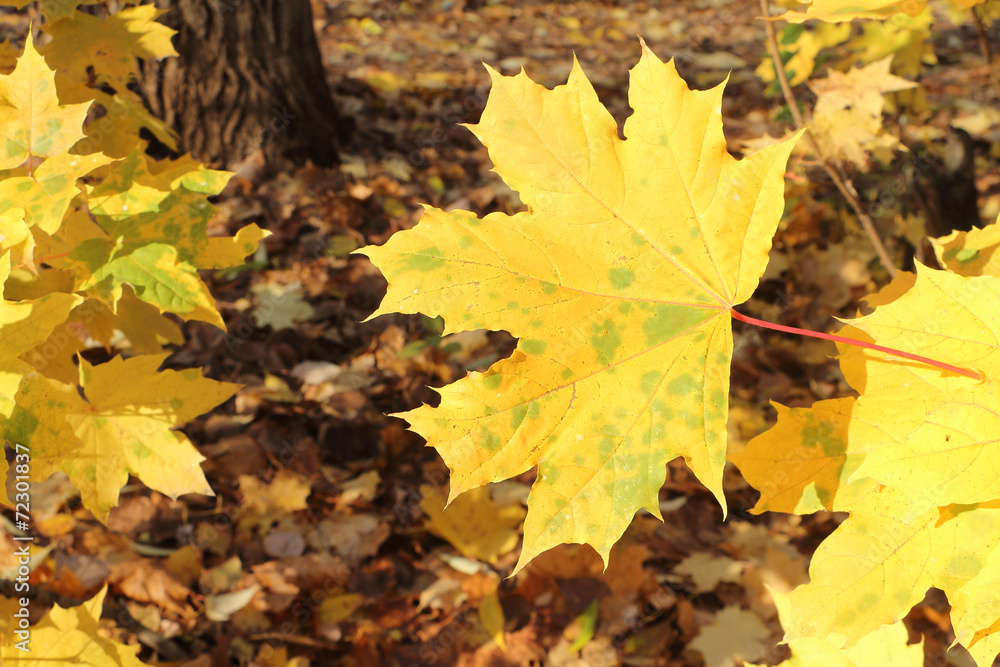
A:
[[140, 0, 340, 168]]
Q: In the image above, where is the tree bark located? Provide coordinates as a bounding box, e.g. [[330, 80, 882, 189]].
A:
[[140, 0, 340, 168]]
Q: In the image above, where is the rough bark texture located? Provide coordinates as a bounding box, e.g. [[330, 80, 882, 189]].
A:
[[140, 0, 340, 168]]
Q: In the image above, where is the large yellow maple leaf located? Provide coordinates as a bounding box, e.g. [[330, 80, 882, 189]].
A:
[[360, 42, 798, 570]]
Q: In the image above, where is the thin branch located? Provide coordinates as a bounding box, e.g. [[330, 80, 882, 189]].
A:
[[971, 9, 1000, 98], [758, 0, 899, 278]]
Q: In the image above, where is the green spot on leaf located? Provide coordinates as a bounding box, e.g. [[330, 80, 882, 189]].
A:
[[608, 266, 635, 290], [521, 339, 547, 355], [590, 318, 622, 364]]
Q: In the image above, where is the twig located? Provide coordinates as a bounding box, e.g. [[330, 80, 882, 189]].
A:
[[758, 0, 899, 278], [971, 9, 1000, 98]]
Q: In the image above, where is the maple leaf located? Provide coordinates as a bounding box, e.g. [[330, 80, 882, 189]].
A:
[[736, 284, 1000, 659], [0, 32, 91, 170], [0, 150, 113, 235], [251, 281, 316, 331], [80, 243, 226, 327], [420, 482, 526, 565], [832, 266, 998, 510], [0, 0, 102, 22], [21, 353, 238, 522], [729, 397, 875, 515], [689, 606, 770, 667], [809, 57, 916, 166], [359, 42, 799, 569], [0, 34, 114, 237], [0, 586, 145, 666], [41, 4, 178, 92], [85, 149, 264, 270], [736, 391, 1000, 653], [26, 148, 268, 326]]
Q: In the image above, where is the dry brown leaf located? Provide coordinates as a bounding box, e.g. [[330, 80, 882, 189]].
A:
[[109, 559, 192, 617]]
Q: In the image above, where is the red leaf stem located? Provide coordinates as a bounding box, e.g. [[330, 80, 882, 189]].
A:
[[729, 308, 981, 381]]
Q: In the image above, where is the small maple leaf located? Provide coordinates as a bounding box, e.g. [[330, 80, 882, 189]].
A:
[[690, 606, 770, 667], [0, 32, 91, 170], [809, 56, 916, 166], [23, 353, 238, 522], [359, 41, 799, 570], [420, 482, 526, 565], [41, 4, 178, 92]]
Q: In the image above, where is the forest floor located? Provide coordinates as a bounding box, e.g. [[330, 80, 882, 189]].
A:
[[18, 1, 1000, 665]]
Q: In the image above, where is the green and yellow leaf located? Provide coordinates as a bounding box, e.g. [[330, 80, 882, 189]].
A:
[[25, 354, 237, 522], [359, 42, 799, 570]]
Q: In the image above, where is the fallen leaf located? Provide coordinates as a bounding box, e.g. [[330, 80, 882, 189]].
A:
[[689, 606, 770, 667], [251, 281, 315, 330], [205, 584, 261, 622], [421, 482, 525, 565], [675, 552, 743, 592]]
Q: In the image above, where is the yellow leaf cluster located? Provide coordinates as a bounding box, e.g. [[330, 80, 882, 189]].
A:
[[733, 226, 1000, 663], [0, 20, 264, 524]]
